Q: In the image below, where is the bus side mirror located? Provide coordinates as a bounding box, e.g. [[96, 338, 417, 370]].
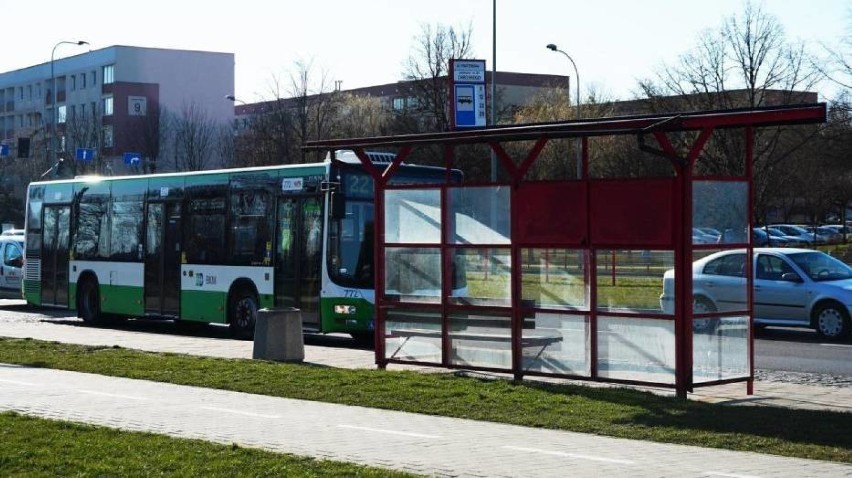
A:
[[331, 192, 346, 220]]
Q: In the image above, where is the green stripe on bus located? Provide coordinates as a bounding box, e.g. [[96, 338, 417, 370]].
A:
[[99, 285, 144, 316], [181, 290, 228, 323], [319, 297, 375, 333], [23, 280, 41, 305]]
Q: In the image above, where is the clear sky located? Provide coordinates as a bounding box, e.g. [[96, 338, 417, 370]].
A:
[[3, 0, 848, 103]]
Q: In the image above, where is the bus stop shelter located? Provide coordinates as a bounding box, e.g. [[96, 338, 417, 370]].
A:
[[306, 103, 826, 398]]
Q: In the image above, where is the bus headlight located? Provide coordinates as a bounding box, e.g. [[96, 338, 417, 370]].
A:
[[334, 304, 357, 315]]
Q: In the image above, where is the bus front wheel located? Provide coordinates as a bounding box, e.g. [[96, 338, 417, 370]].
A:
[[78, 279, 102, 324], [229, 290, 258, 340]]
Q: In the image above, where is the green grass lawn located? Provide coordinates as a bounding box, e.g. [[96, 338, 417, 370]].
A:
[[0, 338, 850, 464], [0, 412, 412, 477]]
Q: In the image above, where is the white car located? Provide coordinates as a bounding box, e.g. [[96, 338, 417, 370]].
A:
[[660, 248, 852, 340]]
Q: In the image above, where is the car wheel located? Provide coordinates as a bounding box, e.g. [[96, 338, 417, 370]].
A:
[[813, 302, 850, 340], [692, 296, 718, 334], [78, 278, 102, 324], [229, 289, 258, 340]]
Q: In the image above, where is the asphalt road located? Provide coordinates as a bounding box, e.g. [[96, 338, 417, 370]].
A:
[[0, 300, 849, 378], [754, 326, 852, 376]]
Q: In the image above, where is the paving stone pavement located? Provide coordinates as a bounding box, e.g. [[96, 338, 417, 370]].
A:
[[1, 366, 850, 478], [0, 309, 850, 476]]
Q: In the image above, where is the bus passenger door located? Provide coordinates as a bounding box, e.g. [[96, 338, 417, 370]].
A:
[[41, 205, 70, 306], [275, 197, 321, 325], [144, 202, 181, 316]]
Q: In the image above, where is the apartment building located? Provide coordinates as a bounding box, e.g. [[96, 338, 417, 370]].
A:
[[0, 45, 234, 173]]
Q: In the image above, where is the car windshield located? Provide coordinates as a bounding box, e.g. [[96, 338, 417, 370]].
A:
[[787, 252, 852, 282]]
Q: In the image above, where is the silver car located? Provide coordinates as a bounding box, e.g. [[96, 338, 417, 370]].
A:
[[660, 248, 852, 340]]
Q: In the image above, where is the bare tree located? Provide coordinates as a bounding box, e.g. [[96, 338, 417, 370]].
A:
[[171, 102, 217, 171], [333, 93, 390, 139], [400, 22, 474, 132], [637, 1, 825, 222]]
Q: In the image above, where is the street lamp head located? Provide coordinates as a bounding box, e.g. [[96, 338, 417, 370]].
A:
[[546, 43, 558, 51], [225, 95, 236, 101], [76, 40, 89, 46]]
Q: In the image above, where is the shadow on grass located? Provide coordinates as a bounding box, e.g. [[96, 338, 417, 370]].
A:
[[512, 376, 852, 450]]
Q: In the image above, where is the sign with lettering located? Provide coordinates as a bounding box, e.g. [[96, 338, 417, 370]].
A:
[[450, 59, 487, 129]]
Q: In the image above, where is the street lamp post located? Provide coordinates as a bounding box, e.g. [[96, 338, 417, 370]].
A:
[[225, 94, 247, 105], [51, 40, 88, 166], [546, 43, 582, 179]]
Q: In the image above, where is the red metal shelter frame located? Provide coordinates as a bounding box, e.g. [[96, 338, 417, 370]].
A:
[[306, 103, 826, 398]]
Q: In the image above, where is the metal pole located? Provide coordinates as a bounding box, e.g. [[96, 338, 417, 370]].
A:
[[546, 44, 581, 179], [490, 0, 497, 182], [50, 40, 88, 167]]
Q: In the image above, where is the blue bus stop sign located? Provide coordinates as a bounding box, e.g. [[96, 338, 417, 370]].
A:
[[0, 144, 8, 157], [76, 148, 95, 162], [124, 152, 142, 165]]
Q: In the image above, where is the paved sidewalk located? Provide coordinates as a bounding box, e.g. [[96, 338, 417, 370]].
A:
[[1, 366, 849, 478]]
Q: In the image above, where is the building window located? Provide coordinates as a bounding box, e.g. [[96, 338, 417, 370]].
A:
[[392, 97, 405, 110], [70, 75, 76, 91], [81, 103, 87, 118], [27, 85, 32, 100], [103, 96, 113, 116], [69, 105, 76, 120], [18, 87, 23, 100], [102, 65, 114, 85], [102, 125, 113, 147], [58, 105, 67, 124], [91, 70, 97, 86], [81, 74, 87, 89]]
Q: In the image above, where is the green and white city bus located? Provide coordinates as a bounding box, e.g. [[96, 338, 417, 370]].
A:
[[22, 151, 444, 339]]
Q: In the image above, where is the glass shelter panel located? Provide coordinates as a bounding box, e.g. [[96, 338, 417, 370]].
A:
[[596, 316, 676, 384], [596, 250, 674, 315], [448, 312, 512, 369], [692, 250, 749, 314], [450, 186, 510, 245], [693, 181, 749, 245], [450, 248, 511, 307], [384, 189, 441, 244], [521, 249, 587, 310], [693, 315, 750, 383], [384, 308, 443, 363], [522, 313, 590, 376], [384, 247, 441, 303]]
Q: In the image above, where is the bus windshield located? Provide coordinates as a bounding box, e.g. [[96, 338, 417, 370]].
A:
[[327, 165, 453, 289]]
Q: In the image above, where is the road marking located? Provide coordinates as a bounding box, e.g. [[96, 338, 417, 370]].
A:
[[200, 406, 281, 419], [77, 390, 148, 401], [502, 445, 635, 464], [0, 379, 37, 386], [704, 472, 762, 478], [337, 424, 441, 439]]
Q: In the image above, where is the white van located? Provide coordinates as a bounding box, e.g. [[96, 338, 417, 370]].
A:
[[0, 234, 24, 299]]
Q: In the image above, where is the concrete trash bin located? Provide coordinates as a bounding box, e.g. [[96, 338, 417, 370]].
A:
[[252, 308, 304, 362]]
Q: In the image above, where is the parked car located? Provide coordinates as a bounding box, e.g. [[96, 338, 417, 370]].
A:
[[813, 226, 843, 244], [660, 248, 852, 340], [0, 234, 24, 299], [692, 228, 718, 244], [770, 224, 824, 245], [764, 227, 805, 247]]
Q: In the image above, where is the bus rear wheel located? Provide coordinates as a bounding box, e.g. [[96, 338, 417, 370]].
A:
[[229, 290, 258, 340], [78, 279, 102, 324]]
